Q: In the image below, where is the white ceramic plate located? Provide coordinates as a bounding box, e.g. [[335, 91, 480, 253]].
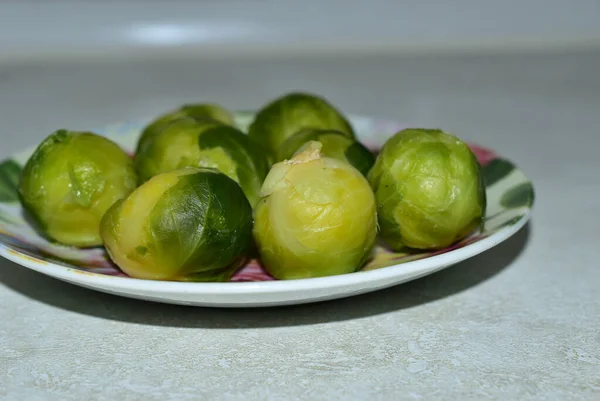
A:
[[0, 112, 533, 307]]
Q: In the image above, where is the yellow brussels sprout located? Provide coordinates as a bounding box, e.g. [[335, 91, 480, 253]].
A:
[[253, 141, 377, 279]]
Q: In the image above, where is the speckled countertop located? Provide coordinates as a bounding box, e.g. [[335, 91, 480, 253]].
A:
[[0, 47, 599, 400]]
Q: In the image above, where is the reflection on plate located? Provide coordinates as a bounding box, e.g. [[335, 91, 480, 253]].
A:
[[0, 113, 533, 307]]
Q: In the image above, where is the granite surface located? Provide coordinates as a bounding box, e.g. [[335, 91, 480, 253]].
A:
[[0, 49, 599, 400]]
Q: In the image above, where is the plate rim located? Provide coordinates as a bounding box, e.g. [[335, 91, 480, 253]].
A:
[[0, 209, 531, 295]]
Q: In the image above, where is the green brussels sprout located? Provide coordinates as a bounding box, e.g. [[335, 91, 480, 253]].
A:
[[135, 118, 269, 206], [19, 129, 137, 247], [135, 103, 234, 156], [368, 128, 486, 251], [253, 141, 377, 280], [178, 103, 235, 126], [248, 92, 355, 160], [195, 125, 270, 207], [277, 128, 375, 175], [134, 117, 222, 182], [100, 167, 253, 281]]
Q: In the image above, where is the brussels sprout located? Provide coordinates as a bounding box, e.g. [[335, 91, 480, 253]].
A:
[[135, 119, 269, 206], [278, 128, 375, 175], [19, 130, 137, 247], [253, 141, 377, 280], [134, 117, 222, 182], [248, 92, 355, 160], [100, 167, 253, 281], [178, 103, 235, 126], [135, 103, 234, 156], [195, 125, 270, 207], [368, 128, 486, 251]]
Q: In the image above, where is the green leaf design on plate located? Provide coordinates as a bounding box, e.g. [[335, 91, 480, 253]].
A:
[[482, 158, 514, 187], [501, 215, 525, 228], [500, 182, 535, 209], [0, 160, 23, 202]]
